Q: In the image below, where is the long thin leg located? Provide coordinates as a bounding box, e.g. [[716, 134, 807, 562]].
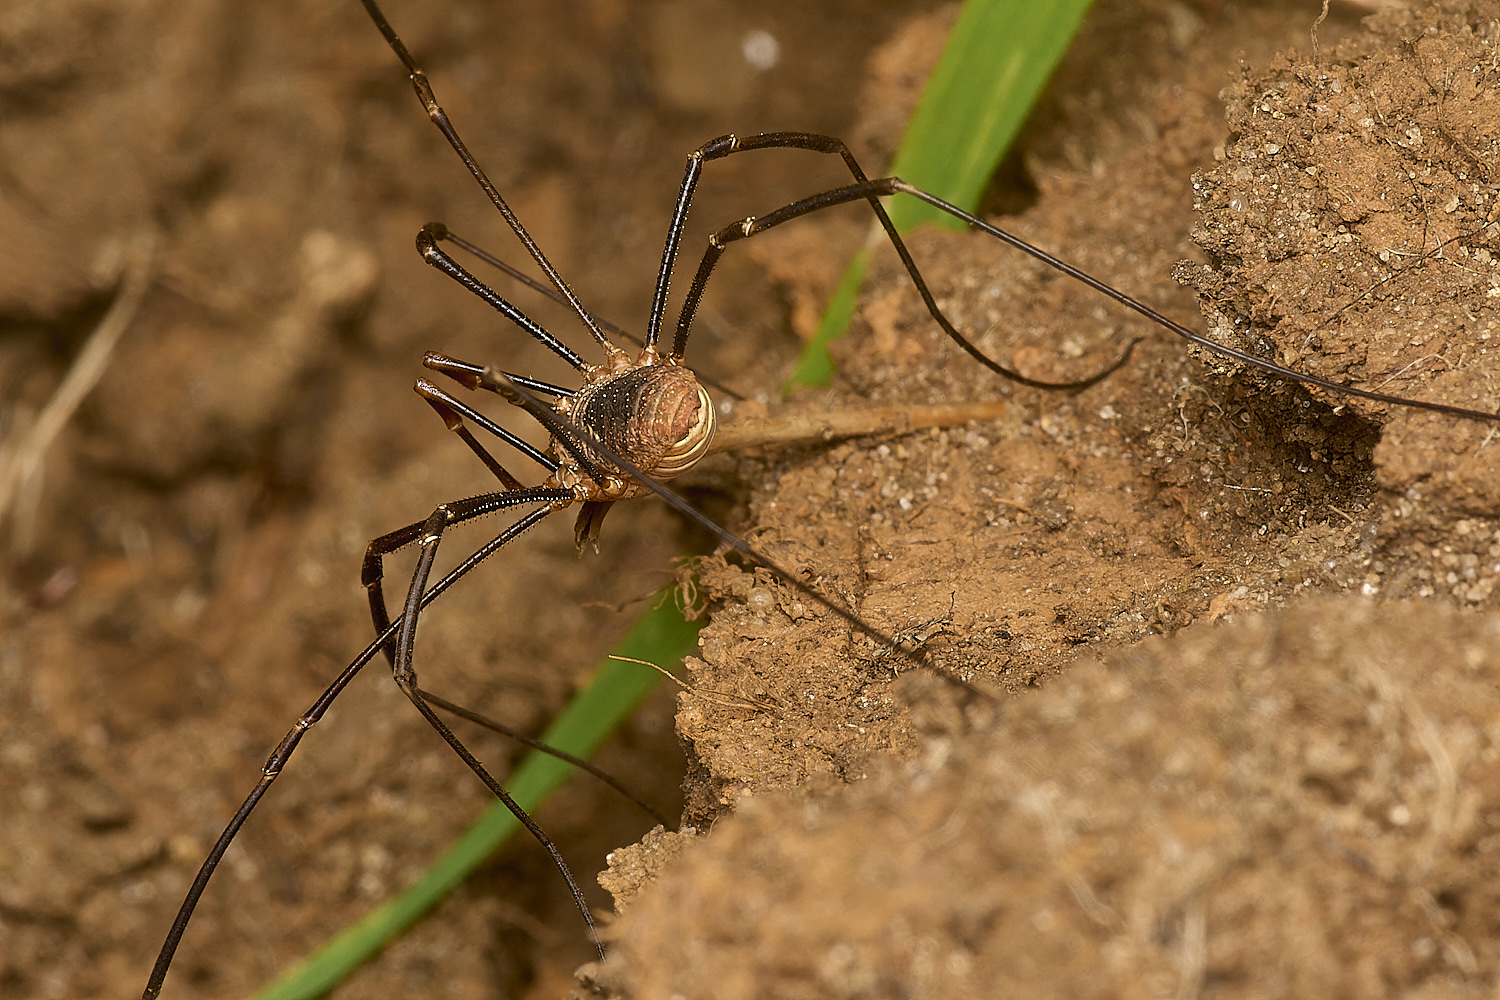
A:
[[644, 130, 1500, 421], [389, 506, 605, 960], [359, 0, 625, 364], [142, 500, 561, 1000], [363, 487, 571, 664], [418, 687, 670, 826], [426, 224, 747, 402], [422, 351, 574, 399], [668, 169, 1500, 424], [646, 132, 871, 352], [643, 130, 1132, 387], [673, 173, 1135, 390], [887, 179, 1500, 424], [415, 377, 556, 490], [425, 222, 637, 348], [415, 227, 590, 373]]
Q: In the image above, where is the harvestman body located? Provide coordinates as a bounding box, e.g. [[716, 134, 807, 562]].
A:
[[141, 2, 1500, 996]]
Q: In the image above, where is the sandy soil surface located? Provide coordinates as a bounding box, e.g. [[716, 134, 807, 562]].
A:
[[4, 1, 1499, 998]]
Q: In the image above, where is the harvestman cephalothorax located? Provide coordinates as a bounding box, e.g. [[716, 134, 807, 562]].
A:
[[141, 2, 1500, 996]]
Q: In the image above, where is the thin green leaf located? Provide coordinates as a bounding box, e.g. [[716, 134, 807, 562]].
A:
[[783, 246, 869, 390]]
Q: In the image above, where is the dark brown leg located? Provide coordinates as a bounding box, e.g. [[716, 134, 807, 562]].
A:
[[142, 496, 565, 999], [386, 505, 605, 960], [359, 0, 622, 361], [362, 487, 571, 665], [669, 170, 1136, 390], [414, 376, 555, 491], [422, 228, 748, 401], [414, 226, 592, 372], [417, 687, 670, 826], [644, 132, 871, 353]]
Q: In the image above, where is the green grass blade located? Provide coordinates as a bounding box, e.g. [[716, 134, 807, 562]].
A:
[[248, 598, 702, 1000], [783, 246, 869, 389], [786, 0, 1094, 390]]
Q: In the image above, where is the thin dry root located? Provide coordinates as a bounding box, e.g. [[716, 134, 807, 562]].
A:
[[708, 398, 1007, 455], [0, 229, 156, 553], [609, 654, 776, 713]]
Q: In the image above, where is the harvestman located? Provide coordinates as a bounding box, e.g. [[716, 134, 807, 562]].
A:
[[141, 2, 1500, 996]]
